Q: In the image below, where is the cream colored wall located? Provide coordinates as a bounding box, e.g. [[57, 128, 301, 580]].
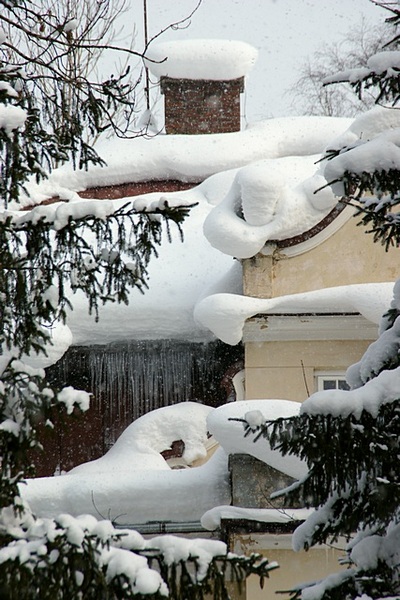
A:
[[246, 544, 343, 600], [245, 339, 372, 401], [243, 214, 398, 299], [242, 214, 396, 402], [225, 219, 369, 597], [228, 533, 345, 600]]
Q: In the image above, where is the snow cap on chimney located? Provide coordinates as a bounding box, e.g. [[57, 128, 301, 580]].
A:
[[145, 39, 258, 81]]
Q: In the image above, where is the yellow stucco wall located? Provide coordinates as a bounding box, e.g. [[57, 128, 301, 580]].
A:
[[226, 533, 346, 600], [245, 339, 373, 401], [242, 212, 394, 402], [243, 212, 398, 299]]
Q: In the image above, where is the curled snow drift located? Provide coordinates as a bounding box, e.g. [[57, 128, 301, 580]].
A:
[[203, 156, 337, 259], [20, 400, 311, 524], [69, 402, 214, 475], [207, 399, 307, 479]]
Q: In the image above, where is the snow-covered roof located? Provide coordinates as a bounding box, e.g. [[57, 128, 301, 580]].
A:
[[21, 116, 347, 207], [145, 39, 258, 81], [20, 399, 306, 525], [16, 115, 353, 348], [16, 108, 398, 351]]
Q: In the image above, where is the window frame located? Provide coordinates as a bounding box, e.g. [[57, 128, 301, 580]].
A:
[[315, 371, 350, 392]]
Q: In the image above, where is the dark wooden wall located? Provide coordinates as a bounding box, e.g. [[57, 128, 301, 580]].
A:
[[33, 340, 243, 477]]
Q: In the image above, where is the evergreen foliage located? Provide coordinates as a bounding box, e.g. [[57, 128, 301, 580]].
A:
[[240, 3, 400, 598], [321, 3, 400, 251], [0, 0, 142, 191], [0, 1, 275, 598], [0, 511, 275, 600]]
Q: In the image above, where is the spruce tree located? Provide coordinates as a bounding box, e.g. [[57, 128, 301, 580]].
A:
[[0, 1, 275, 597], [241, 3, 400, 598]]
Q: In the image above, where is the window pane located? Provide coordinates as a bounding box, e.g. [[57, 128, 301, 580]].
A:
[[323, 380, 336, 390], [338, 379, 350, 391]]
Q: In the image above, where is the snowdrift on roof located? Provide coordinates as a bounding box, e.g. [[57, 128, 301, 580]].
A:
[[203, 155, 337, 259], [21, 400, 306, 524]]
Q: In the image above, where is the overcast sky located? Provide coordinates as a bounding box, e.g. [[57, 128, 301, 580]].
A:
[[124, 0, 386, 122]]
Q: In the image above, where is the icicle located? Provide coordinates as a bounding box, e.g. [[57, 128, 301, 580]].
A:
[[47, 340, 243, 451]]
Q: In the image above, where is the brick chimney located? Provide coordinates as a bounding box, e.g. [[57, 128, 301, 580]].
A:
[[145, 39, 258, 135]]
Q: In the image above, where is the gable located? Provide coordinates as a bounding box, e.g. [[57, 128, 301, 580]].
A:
[[243, 207, 398, 299]]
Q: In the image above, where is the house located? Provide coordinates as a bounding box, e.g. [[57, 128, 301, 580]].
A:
[[241, 208, 397, 402], [20, 40, 395, 478], [17, 39, 400, 598], [195, 104, 398, 404]]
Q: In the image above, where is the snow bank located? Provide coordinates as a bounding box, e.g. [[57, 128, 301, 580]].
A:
[[145, 39, 258, 81], [194, 283, 393, 345]]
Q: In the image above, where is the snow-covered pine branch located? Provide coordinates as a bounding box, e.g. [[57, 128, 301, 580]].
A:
[[0, 1, 276, 597], [0, 509, 276, 600], [239, 4, 400, 598], [0, 198, 191, 359]]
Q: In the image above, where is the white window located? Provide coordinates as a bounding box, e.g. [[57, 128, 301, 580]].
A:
[[315, 372, 350, 392]]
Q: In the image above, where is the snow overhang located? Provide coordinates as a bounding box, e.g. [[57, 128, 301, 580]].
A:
[[194, 283, 394, 346], [202, 155, 347, 260], [243, 313, 379, 343]]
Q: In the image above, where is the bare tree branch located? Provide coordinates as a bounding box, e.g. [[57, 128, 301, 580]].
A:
[[286, 18, 393, 117]]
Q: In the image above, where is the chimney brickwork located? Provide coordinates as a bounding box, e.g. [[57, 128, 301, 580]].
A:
[[161, 76, 244, 135]]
